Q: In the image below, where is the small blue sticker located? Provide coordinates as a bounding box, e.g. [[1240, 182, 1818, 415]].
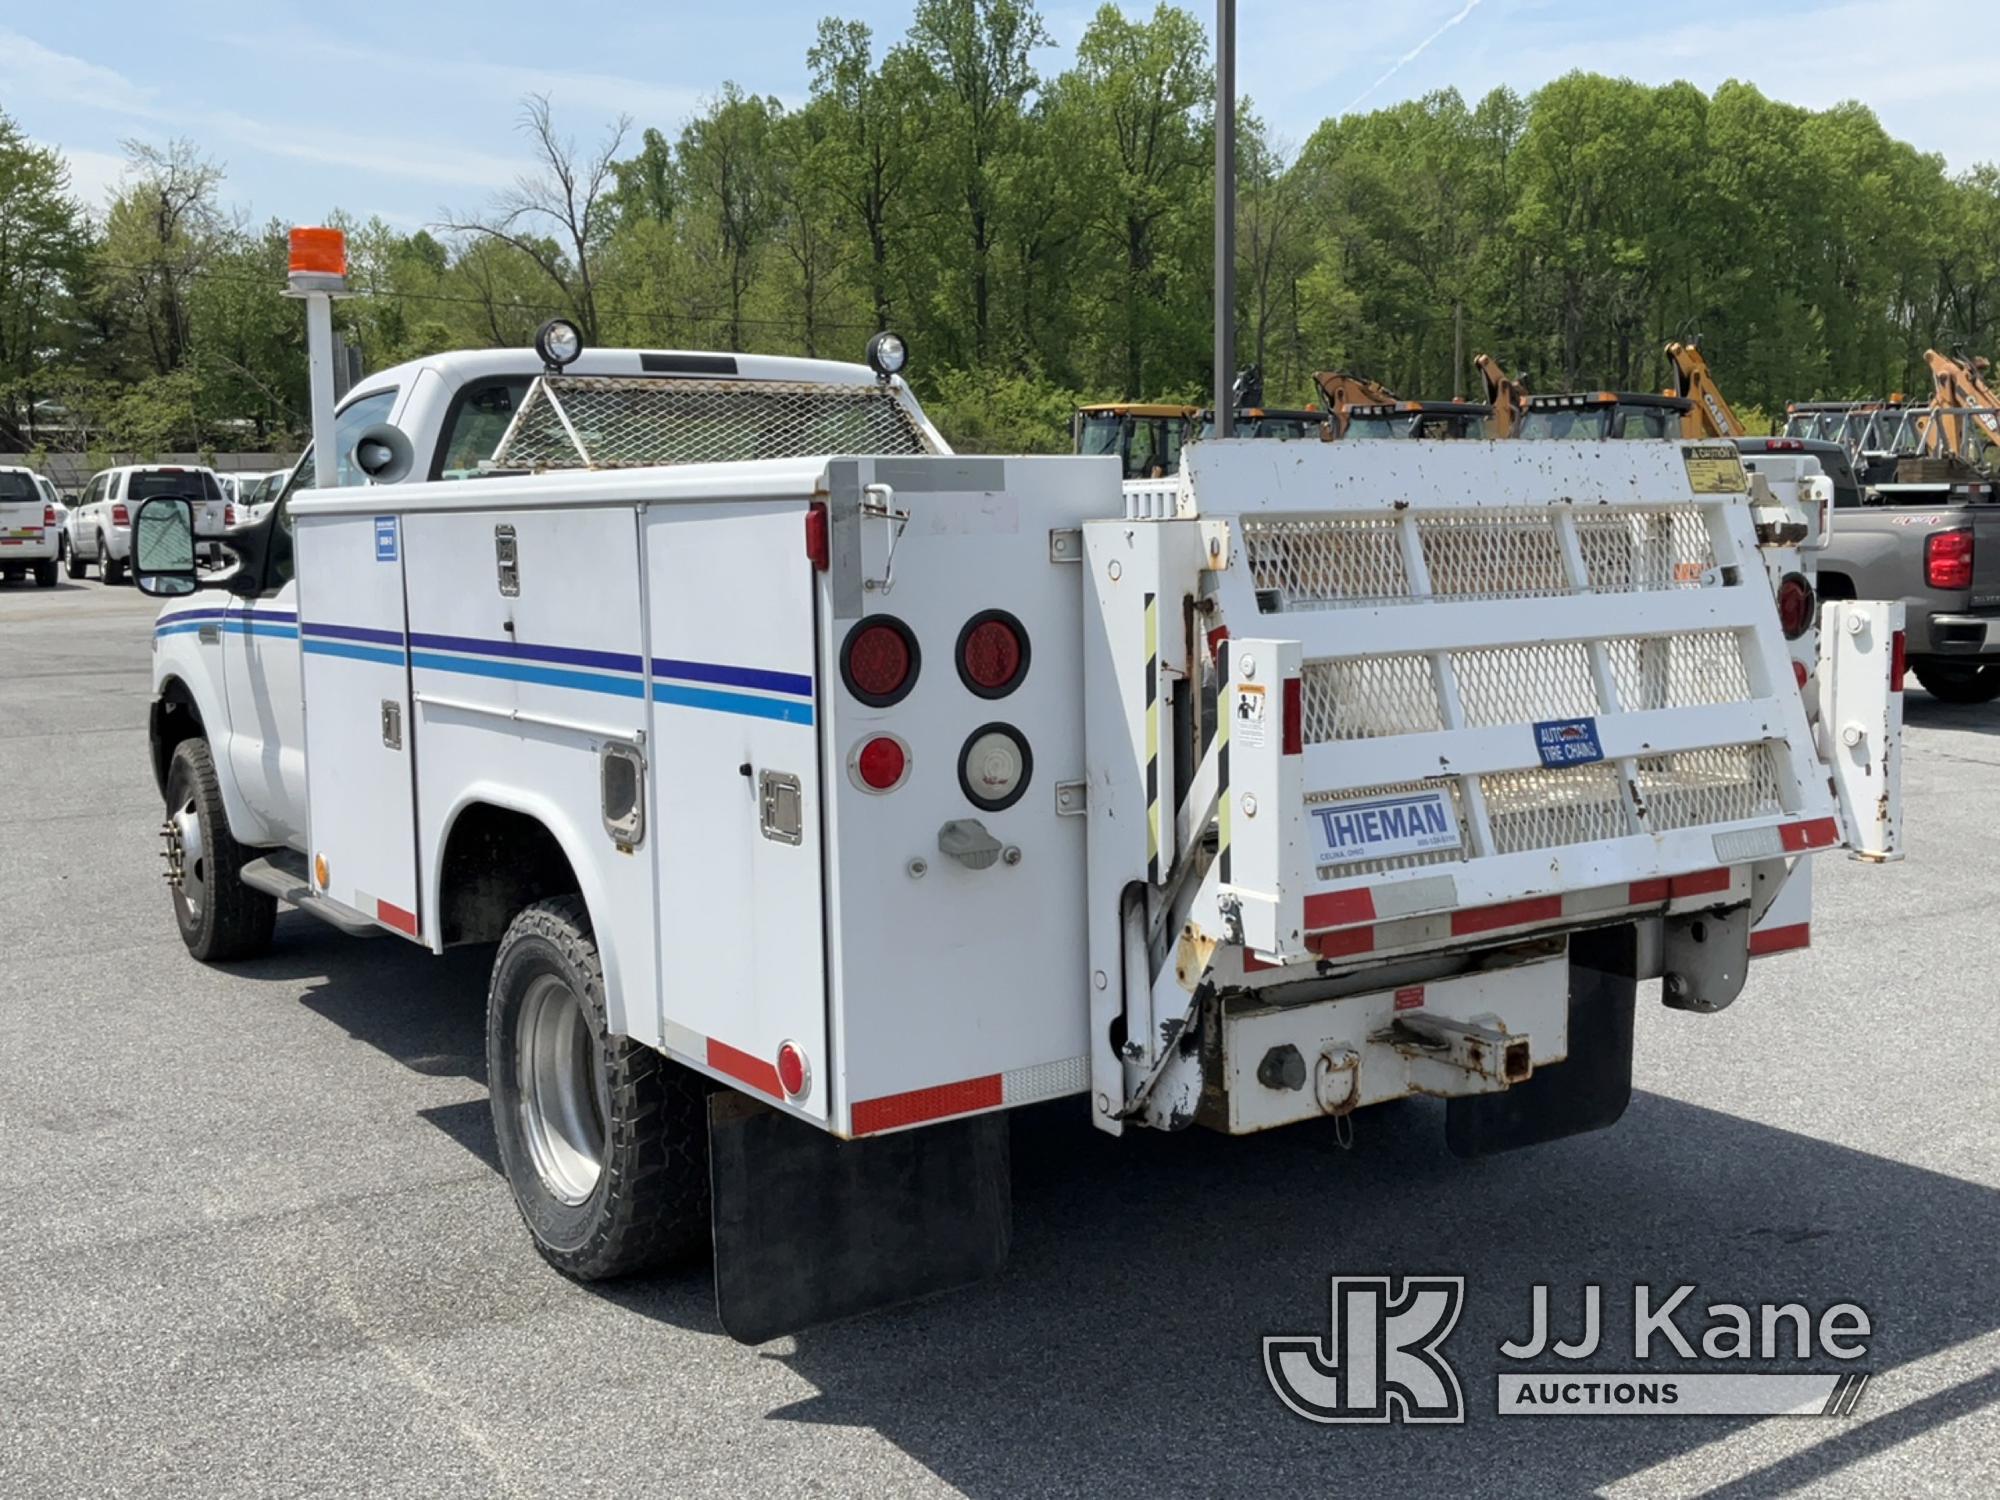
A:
[[1533, 716, 1604, 769], [374, 515, 398, 562]]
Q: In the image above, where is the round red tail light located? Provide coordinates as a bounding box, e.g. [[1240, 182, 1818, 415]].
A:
[[1792, 658, 1809, 689], [853, 733, 909, 792], [957, 609, 1029, 697], [841, 616, 918, 706], [1776, 573, 1814, 639], [776, 1041, 810, 1098]]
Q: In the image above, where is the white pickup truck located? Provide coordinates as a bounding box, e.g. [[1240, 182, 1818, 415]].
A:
[[0, 465, 61, 587], [67, 463, 230, 582], [131, 331, 1906, 1341]]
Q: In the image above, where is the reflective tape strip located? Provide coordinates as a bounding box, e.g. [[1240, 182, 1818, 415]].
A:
[[852, 1074, 1003, 1136], [1750, 922, 1810, 956], [1144, 592, 1160, 883], [1780, 818, 1840, 852], [707, 1037, 781, 1099]]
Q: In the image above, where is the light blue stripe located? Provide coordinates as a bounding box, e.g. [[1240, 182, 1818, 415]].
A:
[[304, 639, 407, 668], [410, 651, 645, 699], [653, 681, 815, 725], [155, 621, 207, 637]]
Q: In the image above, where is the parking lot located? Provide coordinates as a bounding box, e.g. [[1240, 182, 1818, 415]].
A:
[[2, 572, 1996, 1499]]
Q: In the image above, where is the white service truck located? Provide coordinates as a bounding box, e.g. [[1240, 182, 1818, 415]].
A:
[[132, 326, 1904, 1341]]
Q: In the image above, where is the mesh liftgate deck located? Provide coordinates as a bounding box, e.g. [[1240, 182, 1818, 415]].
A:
[[1084, 439, 1848, 1130]]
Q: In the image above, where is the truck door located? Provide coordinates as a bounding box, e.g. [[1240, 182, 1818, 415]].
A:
[[644, 501, 828, 1122], [295, 509, 422, 938]]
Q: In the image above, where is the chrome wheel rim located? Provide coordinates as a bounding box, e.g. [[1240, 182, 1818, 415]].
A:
[[165, 789, 205, 921], [517, 974, 606, 1205]]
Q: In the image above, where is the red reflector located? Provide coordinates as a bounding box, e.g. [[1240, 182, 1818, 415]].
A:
[[776, 1041, 809, 1098], [375, 898, 418, 936], [112, 504, 129, 526], [804, 502, 829, 571], [959, 612, 1027, 695], [855, 735, 907, 790], [707, 1037, 781, 1098], [852, 1075, 1003, 1135], [1792, 658, 1808, 689], [1776, 573, 1814, 639], [1891, 629, 1906, 692], [1750, 923, 1810, 957], [1282, 676, 1303, 755], [842, 618, 916, 704], [1925, 529, 1973, 590]]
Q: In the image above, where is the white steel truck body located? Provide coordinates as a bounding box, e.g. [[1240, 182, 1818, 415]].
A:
[[136, 348, 1904, 1341]]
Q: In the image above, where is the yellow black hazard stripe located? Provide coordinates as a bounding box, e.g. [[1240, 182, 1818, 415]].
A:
[[1216, 650, 1231, 885], [1145, 592, 1160, 883]]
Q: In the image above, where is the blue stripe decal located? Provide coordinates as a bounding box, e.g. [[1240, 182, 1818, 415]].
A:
[[652, 656, 814, 700], [303, 639, 407, 668], [302, 620, 407, 647], [409, 631, 643, 676], [410, 651, 645, 699], [242, 608, 298, 623], [155, 620, 209, 637], [226, 622, 300, 639], [653, 681, 815, 724]]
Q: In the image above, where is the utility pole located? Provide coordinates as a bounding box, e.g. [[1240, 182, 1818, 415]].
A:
[[1214, 0, 1236, 439]]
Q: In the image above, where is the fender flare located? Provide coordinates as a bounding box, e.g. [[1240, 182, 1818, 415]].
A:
[[151, 662, 263, 841], [429, 781, 646, 1043]]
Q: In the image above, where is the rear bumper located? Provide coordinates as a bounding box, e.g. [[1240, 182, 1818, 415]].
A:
[[0, 530, 57, 562], [1916, 612, 2000, 657]]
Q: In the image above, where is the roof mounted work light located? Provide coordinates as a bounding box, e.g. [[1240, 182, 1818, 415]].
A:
[[535, 317, 584, 374], [866, 331, 908, 381]]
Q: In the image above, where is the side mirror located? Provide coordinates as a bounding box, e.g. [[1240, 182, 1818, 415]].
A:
[[352, 421, 414, 484], [131, 497, 201, 597]]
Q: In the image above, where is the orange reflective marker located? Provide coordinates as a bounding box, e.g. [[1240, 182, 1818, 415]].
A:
[[289, 227, 347, 277]]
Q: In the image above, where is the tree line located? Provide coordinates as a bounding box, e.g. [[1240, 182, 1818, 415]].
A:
[[3, 0, 1998, 461]]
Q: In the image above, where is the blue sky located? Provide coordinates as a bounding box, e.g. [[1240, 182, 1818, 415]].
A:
[[2, 0, 1982, 228]]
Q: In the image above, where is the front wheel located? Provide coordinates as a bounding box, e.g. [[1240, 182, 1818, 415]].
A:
[[488, 896, 710, 1280], [1913, 661, 2000, 704], [164, 738, 276, 961]]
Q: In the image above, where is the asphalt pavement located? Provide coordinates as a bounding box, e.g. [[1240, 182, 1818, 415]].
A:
[[2, 572, 1996, 1498]]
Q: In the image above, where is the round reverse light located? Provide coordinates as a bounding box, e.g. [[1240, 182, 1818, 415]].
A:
[[957, 609, 1029, 698], [959, 723, 1032, 812], [841, 616, 918, 706], [851, 733, 910, 793], [1776, 572, 1814, 640], [866, 331, 908, 377], [776, 1041, 810, 1099]]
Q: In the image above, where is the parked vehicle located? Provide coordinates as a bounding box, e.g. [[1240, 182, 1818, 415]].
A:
[[135, 314, 1903, 1342], [0, 466, 61, 587], [67, 464, 229, 582], [234, 470, 289, 524]]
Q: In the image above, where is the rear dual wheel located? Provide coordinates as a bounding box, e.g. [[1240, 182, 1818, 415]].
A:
[[487, 897, 710, 1280]]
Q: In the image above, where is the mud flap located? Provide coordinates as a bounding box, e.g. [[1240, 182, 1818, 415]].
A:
[[1445, 925, 1637, 1158], [708, 1091, 1011, 1344]]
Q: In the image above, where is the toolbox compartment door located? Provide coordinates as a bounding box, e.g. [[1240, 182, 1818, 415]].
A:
[[644, 500, 829, 1122]]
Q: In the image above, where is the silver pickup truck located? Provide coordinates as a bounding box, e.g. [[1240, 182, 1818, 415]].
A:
[[1742, 437, 2000, 702]]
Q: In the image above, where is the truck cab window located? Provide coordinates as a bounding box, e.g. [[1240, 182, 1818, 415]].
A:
[[432, 378, 535, 480]]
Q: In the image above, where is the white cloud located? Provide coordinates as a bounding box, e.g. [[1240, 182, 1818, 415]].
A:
[[43, 142, 129, 213], [0, 29, 166, 119]]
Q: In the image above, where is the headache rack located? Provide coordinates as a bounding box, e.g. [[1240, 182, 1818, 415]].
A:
[[487, 372, 940, 472]]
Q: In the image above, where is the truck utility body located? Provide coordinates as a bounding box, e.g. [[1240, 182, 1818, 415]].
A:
[[140, 348, 1902, 1341]]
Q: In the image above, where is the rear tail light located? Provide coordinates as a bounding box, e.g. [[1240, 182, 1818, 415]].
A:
[[841, 616, 918, 706], [1776, 573, 1814, 639], [1792, 659, 1808, 689], [224, 504, 236, 526], [112, 503, 129, 526], [1926, 529, 1973, 590], [42, 504, 55, 527], [956, 610, 1029, 697], [804, 502, 828, 571], [959, 723, 1031, 812], [851, 733, 910, 792], [1764, 438, 1804, 451]]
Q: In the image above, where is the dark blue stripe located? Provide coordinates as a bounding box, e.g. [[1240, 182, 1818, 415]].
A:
[[156, 608, 231, 628], [226, 622, 299, 639], [303, 639, 406, 667], [409, 631, 643, 676], [302, 620, 407, 647], [652, 656, 813, 699], [653, 682, 815, 724], [241, 608, 298, 623], [409, 651, 645, 699]]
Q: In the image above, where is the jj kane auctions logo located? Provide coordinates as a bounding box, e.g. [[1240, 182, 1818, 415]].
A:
[[1266, 1278, 1872, 1422]]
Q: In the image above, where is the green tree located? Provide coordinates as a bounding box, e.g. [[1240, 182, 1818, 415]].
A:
[[0, 110, 89, 445]]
